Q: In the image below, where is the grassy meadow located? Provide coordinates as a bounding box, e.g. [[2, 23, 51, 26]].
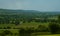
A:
[[0, 22, 60, 36]]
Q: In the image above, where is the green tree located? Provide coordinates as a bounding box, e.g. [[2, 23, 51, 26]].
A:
[[58, 15, 60, 23], [49, 22, 60, 34], [19, 28, 34, 36], [35, 25, 49, 32]]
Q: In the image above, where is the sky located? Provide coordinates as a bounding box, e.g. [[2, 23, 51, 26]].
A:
[[0, 0, 60, 11]]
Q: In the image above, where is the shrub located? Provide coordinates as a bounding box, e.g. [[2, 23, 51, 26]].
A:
[[35, 25, 49, 32], [19, 28, 34, 36], [48, 22, 60, 34], [7, 26, 11, 29], [2, 30, 12, 35]]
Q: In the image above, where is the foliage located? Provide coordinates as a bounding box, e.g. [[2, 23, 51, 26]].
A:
[[49, 22, 60, 34]]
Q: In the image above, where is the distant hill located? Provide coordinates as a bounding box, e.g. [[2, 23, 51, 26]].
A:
[[0, 9, 60, 14], [0, 9, 60, 18], [0, 9, 40, 13]]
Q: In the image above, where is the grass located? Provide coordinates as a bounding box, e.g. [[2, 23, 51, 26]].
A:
[[16, 22, 49, 28], [37, 34, 60, 36], [0, 22, 49, 29], [0, 29, 19, 33], [0, 22, 59, 36], [0, 22, 50, 36]]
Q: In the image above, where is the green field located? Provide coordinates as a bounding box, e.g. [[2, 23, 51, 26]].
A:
[[0, 22, 60, 36], [37, 34, 60, 36], [0, 22, 49, 29]]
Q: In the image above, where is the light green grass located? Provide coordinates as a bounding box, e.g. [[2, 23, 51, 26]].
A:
[[37, 34, 60, 36], [0, 29, 19, 33], [0, 22, 49, 29], [16, 22, 49, 28], [0, 22, 49, 34]]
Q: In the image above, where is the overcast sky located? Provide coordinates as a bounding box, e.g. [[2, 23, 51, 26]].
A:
[[0, 0, 60, 11]]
